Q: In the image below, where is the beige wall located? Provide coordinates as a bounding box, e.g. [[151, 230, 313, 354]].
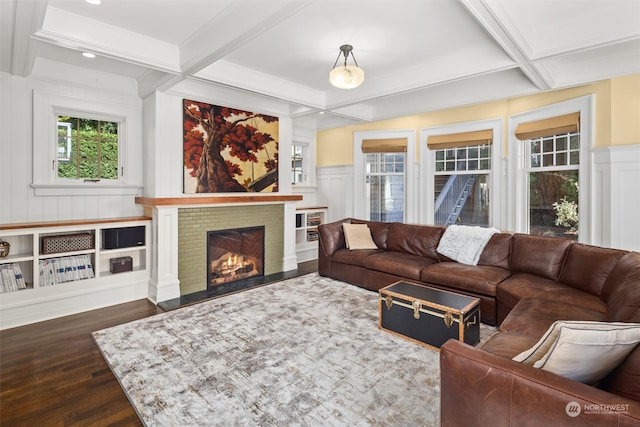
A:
[[317, 74, 640, 166]]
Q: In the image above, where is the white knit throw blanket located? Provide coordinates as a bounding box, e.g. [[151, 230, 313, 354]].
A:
[[437, 225, 500, 265]]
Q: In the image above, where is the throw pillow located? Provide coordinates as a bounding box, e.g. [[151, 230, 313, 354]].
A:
[[513, 321, 640, 384], [342, 223, 378, 250]]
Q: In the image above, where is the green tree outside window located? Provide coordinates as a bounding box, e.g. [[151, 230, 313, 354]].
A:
[[57, 116, 119, 180]]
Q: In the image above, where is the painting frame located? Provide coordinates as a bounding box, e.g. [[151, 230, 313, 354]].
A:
[[183, 98, 279, 194]]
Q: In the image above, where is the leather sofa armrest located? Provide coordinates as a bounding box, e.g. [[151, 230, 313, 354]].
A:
[[318, 218, 349, 257], [440, 339, 640, 426]]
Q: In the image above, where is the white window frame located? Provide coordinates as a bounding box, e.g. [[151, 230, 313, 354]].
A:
[[32, 90, 142, 196], [364, 151, 407, 222], [57, 122, 73, 161], [291, 141, 311, 186], [507, 95, 593, 243], [420, 118, 504, 228], [354, 129, 416, 223]]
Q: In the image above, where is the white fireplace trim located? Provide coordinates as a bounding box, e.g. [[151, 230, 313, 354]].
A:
[[141, 199, 300, 302]]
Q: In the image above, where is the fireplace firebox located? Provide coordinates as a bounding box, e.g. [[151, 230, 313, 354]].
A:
[[207, 226, 265, 289]]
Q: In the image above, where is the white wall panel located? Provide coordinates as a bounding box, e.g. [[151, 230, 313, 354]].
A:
[[593, 144, 640, 251], [0, 73, 13, 224], [317, 165, 354, 222], [1, 64, 143, 225]]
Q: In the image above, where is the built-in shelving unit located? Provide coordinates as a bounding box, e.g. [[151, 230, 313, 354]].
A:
[[0, 217, 151, 329], [295, 207, 327, 262]]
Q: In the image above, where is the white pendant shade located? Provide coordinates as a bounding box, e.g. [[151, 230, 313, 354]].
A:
[[330, 66, 365, 89], [329, 44, 364, 89]]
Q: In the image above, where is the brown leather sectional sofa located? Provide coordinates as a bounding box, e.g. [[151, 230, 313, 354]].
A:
[[317, 218, 640, 424]]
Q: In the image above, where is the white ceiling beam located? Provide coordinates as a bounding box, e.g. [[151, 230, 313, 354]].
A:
[[458, 0, 552, 91], [8, 0, 47, 76], [33, 7, 181, 74], [137, 70, 187, 99], [194, 60, 326, 110], [179, 0, 315, 76]]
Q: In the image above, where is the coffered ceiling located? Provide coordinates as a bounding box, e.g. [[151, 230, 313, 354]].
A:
[[2, 0, 639, 129]]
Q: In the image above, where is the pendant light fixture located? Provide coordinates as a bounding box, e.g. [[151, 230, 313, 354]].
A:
[[329, 44, 364, 89]]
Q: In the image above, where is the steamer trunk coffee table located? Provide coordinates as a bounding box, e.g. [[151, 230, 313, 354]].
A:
[[378, 281, 480, 350]]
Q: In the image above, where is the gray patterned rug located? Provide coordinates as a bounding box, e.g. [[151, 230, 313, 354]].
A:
[[93, 274, 495, 426]]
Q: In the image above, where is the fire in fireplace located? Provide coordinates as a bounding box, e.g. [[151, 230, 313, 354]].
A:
[[207, 226, 264, 288]]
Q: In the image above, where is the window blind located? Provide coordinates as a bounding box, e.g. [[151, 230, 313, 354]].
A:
[[515, 112, 580, 140], [361, 138, 408, 153], [427, 129, 493, 149]]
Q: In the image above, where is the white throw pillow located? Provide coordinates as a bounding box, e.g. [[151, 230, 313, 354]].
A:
[[342, 223, 378, 250], [513, 321, 640, 384]]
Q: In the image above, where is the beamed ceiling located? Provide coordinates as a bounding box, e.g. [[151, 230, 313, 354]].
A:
[[2, 0, 639, 129]]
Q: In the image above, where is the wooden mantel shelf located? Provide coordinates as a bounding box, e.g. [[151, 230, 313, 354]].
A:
[[135, 195, 303, 207], [0, 216, 151, 231]]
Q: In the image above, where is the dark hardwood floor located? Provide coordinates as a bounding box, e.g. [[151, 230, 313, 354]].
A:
[[0, 261, 317, 426]]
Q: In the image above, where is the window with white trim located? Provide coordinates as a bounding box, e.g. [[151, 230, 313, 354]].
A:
[[291, 144, 305, 185], [32, 90, 142, 196], [432, 144, 491, 226], [525, 130, 580, 240], [354, 130, 416, 223], [421, 119, 502, 228], [508, 96, 592, 243], [365, 152, 405, 222]]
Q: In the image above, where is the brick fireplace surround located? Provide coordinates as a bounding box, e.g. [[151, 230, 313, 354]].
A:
[[135, 195, 302, 303]]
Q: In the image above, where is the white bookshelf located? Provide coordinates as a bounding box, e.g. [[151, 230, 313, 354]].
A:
[[0, 217, 151, 329], [295, 207, 327, 262]]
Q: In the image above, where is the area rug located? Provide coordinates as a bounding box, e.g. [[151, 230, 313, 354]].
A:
[[93, 274, 495, 426]]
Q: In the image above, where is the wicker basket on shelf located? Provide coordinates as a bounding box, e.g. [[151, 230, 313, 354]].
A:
[[0, 240, 10, 258]]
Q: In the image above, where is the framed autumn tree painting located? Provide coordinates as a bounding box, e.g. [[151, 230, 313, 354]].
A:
[[183, 99, 279, 193]]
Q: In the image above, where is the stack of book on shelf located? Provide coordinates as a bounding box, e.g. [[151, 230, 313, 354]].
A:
[[306, 229, 319, 241], [307, 215, 321, 227], [0, 264, 28, 293], [39, 254, 95, 286]]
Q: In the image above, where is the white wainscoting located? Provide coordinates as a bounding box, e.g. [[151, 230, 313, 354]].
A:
[[317, 165, 354, 223], [593, 144, 640, 251]]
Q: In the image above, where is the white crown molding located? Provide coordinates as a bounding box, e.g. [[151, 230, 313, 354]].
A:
[[33, 7, 180, 74]]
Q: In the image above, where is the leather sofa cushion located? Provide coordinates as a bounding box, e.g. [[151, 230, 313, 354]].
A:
[[509, 234, 572, 280], [420, 263, 510, 297], [351, 219, 392, 250], [365, 251, 438, 281], [598, 344, 640, 401], [331, 248, 380, 267], [601, 251, 640, 302], [605, 267, 640, 323], [438, 232, 513, 270], [497, 273, 607, 314], [559, 243, 626, 297], [478, 233, 512, 269], [480, 332, 539, 359], [386, 223, 445, 260], [499, 297, 606, 339]]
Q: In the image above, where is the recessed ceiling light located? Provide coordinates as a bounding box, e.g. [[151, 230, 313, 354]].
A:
[[82, 52, 96, 59], [85, 0, 102, 5]]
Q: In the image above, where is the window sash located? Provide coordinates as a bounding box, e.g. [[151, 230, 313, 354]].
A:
[[434, 144, 492, 173], [364, 152, 406, 222], [56, 116, 121, 181]]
